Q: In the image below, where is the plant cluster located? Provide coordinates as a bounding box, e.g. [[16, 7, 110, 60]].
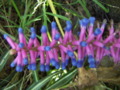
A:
[[4, 17, 119, 72]]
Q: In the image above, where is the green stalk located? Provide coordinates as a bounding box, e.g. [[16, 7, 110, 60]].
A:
[[47, 0, 64, 37], [11, 0, 21, 19], [78, 0, 91, 17]]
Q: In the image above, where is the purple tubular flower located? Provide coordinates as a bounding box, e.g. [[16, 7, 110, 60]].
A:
[[104, 34, 115, 43], [89, 17, 95, 25], [59, 45, 74, 57], [39, 51, 45, 71], [41, 25, 47, 33], [10, 61, 16, 67], [51, 21, 57, 29], [77, 60, 84, 68], [93, 41, 105, 48], [51, 21, 58, 39], [18, 28, 24, 43], [71, 58, 77, 66], [79, 19, 89, 41], [88, 55, 96, 68], [79, 18, 89, 27], [40, 64, 45, 72], [40, 51, 45, 65], [34, 38, 40, 46], [41, 26, 49, 45], [30, 33, 36, 39], [30, 27, 36, 33], [45, 53, 50, 71], [54, 33, 61, 40], [21, 47, 28, 65], [18, 43, 24, 48], [53, 49, 59, 62], [65, 21, 72, 32], [30, 50, 36, 70], [88, 17, 95, 36], [50, 40, 57, 47], [3, 34, 16, 49], [16, 51, 23, 72], [10, 56, 18, 67], [93, 28, 101, 36], [38, 46, 51, 51], [97, 20, 107, 40], [47, 50, 57, 67], [80, 41, 87, 47]]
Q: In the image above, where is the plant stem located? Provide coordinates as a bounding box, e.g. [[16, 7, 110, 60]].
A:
[[48, 0, 64, 37]]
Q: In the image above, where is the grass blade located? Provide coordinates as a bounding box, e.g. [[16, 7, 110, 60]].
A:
[[0, 50, 11, 71], [11, 0, 21, 19], [92, 0, 109, 13], [78, 0, 91, 17], [46, 12, 70, 21], [48, 0, 64, 37]]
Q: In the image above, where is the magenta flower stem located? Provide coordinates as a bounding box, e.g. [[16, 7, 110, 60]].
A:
[[42, 33, 48, 45], [50, 40, 57, 47], [48, 50, 54, 59], [28, 38, 34, 48], [46, 52, 50, 65], [79, 26, 86, 41], [88, 25, 94, 37], [93, 41, 105, 48], [63, 32, 69, 43], [59, 45, 67, 52], [86, 45, 93, 56], [17, 51, 22, 65], [53, 49, 59, 62], [34, 38, 40, 47], [68, 31, 73, 42], [21, 50, 27, 60], [97, 21, 106, 40], [30, 50, 36, 64], [19, 33, 24, 43], [40, 51, 45, 65], [78, 46, 83, 59], [103, 34, 115, 43]]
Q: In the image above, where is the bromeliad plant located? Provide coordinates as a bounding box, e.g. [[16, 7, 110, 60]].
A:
[[3, 17, 120, 72]]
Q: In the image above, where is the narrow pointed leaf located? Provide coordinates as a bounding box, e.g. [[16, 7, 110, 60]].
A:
[[27, 71, 60, 90]]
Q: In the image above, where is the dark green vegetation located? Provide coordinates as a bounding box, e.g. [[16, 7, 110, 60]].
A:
[[0, 0, 120, 90]]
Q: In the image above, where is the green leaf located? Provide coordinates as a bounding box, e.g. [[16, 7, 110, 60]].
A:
[[92, 0, 109, 13], [32, 71, 39, 82], [11, 0, 21, 19], [0, 50, 11, 71], [46, 12, 70, 21], [46, 69, 77, 90], [27, 71, 60, 90]]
